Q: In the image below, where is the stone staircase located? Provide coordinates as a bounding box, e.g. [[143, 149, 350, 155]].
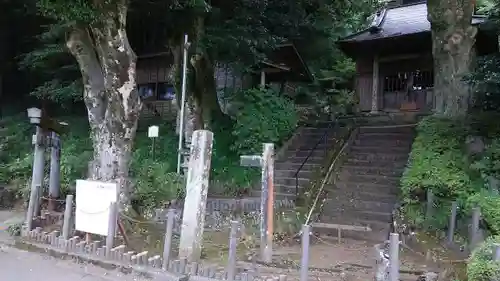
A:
[[316, 124, 415, 242], [251, 123, 338, 200]]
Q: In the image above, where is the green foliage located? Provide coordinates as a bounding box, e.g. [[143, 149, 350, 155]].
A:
[[6, 223, 22, 237], [0, 105, 297, 206], [466, 55, 500, 112], [401, 114, 500, 232], [0, 115, 180, 212], [470, 139, 500, 181], [401, 116, 472, 201], [229, 87, 298, 155], [468, 235, 500, 281]]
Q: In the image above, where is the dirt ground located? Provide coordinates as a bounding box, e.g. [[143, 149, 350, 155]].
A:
[[2, 208, 466, 281]]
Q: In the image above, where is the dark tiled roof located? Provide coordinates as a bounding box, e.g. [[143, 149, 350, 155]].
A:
[[341, 3, 486, 42]]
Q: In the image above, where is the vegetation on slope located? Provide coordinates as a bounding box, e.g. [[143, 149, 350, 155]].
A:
[[0, 87, 298, 214]]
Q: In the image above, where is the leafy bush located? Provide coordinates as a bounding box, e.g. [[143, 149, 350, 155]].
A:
[[468, 235, 500, 281], [0, 90, 299, 208], [466, 54, 500, 112], [229, 87, 298, 154], [401, 114, 500, 232], [401, 116, 472, 201], [0, 115, 181, 212]]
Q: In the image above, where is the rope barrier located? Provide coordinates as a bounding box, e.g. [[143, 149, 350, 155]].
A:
[[119, 212, 159, 225], [75, 206, 110, 215], [39, 196, 68, 203]]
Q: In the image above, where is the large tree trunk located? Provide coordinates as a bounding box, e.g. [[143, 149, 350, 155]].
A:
[[190, 16, 224, 130], [428, 0, 477, 117], [67, 2, 141, 206]]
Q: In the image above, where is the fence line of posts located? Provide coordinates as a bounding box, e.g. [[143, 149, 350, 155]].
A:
[[25, 107, 65, 231], [20, 121, 413, 281], [22, 128, 291, 281]]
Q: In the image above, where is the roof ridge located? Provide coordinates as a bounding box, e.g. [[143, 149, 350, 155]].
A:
[[369, 8, 388, 33]]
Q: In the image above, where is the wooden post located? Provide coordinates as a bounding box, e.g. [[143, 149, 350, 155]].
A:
[[240, 143, 275, 263], [447, 201, 458, 244], [62, 195, 73, 240], [106, 202, 118, 257], [25, 185, 41, 232], [178, 130, 214, 262], [371, 55, 379, 113], [389, 233, 400, 281], [227, 220, 239, 281], [425, 189, 434, 225], [470, 207, 481, 251], [300, 224, 311, 281], [162, 209, 175, 269], [48, 132, 61, 211], [30, 126, 46, 217], [495, 245, 500, 261]]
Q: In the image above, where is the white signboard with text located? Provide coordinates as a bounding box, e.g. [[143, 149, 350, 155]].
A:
[[75, 179, 118, 236]]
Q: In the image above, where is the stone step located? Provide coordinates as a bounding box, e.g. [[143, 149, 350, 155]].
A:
[[313, 218, 391, 242], [350, 145, 410, 154], [340, 165, 405, 177], [323, 196, 395, 213], [358, 125, 415, 134], [333, 182, 399, 195], [274, 169, 314, 179], [290, 149, 329, 158], [350, 152, 409, 162], [317, 214, 391, 231], [275, 177, 310, 187], [325, 187, 399, 204], [339, 174, 400, 186], [353, 137, 413, 147], [250, 190, 297, 200], [344, 158, 408, 168], [356, 131, 414, 141], [321, 205, 393, 222], [273, 184, 301, 194], [274, 162, 321, 171], [282, 155, 325, 164]]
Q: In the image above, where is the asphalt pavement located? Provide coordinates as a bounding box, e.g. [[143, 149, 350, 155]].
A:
[[0, 210, 152, 281]]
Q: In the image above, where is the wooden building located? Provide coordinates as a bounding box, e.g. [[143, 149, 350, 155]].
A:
[[338, 0, 496, 114], [136, 44, 313, 120]]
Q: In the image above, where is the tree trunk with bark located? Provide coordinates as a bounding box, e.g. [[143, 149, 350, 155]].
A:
[[66, 2, 141, 206], [427, 0, 477, 117], [190, 16, 225, 130]]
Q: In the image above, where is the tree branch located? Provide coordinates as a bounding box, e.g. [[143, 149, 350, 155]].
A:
[[66, 27, 106, 125]]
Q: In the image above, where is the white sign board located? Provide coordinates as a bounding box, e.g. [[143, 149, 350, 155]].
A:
[[75, 180, 118, 236], [148, 125, 159, 138]]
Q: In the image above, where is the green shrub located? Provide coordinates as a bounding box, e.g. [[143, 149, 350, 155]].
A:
[[0, 91, 299, 209], [401, 114, 500, 232], [401, 116, 471, 200], [468, 235, 500, 281], [229, 87, 298, 154]]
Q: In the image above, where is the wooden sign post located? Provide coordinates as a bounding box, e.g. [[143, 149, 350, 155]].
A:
[[240, 143, 274, 263]]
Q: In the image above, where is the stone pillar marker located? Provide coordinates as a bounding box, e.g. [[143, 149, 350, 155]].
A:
[[179, 130, 214, 262], [30, 126, 46, 218], [48, 131, 61, 211], [240, 143, 275, 263]]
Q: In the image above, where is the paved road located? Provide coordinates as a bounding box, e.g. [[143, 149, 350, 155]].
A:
[[0, 210, 154, 281], [0, 244, 152, 281]]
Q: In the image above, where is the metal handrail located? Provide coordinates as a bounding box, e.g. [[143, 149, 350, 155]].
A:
[[293, 121, 335, 198]]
